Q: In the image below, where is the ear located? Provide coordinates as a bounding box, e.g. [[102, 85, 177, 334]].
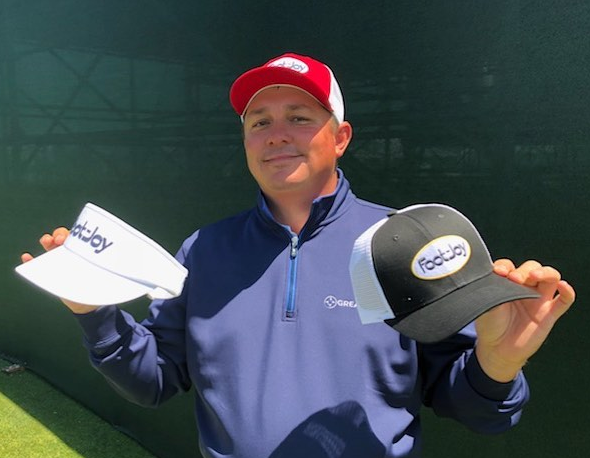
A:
[[334, 121, 353, 159]]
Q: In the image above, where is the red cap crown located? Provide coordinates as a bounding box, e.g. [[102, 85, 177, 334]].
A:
[[229, 53, 344, 123]]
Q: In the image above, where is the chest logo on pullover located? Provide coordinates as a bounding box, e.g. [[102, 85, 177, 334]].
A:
[[324, 295, 357, 310]]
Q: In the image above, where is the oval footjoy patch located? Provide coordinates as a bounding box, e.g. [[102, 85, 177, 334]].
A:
[[411, 235, 471, 280]]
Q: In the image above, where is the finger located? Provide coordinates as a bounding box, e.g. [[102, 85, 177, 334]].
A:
[[508, 265, 562, 301], [39, 227, 69, 252], [526, 265, 562, 285], [493, 258, 516, 277], [552, 280, 576, 319], [39, 233, 56, 251], [533, 280, 576, 331], [21, 253, 34, 263], [505, 260, 544, 284], [514, 259, 543, 275], [52, 227, 70, 246]]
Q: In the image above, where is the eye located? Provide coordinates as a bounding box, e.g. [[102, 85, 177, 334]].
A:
[[250, 118, 270, 129], [291, 115, 311, 124]]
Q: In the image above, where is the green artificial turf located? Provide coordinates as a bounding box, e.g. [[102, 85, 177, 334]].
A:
[[0, 358, 156, 458]]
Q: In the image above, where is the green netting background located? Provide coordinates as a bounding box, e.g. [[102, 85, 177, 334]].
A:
[[1, 1, 588, 457]]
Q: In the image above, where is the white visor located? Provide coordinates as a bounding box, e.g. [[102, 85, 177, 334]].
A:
[[16, 203, 188, 306]]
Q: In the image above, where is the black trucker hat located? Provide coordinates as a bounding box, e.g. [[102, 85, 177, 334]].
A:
[[349, 203, 540, 343]]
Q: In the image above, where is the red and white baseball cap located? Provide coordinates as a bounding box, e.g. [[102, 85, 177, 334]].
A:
[[229, 53, 345, 123]]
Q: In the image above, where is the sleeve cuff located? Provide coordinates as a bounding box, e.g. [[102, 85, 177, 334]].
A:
[[465, 351, 522, 401], [73, 305, 125, 347]]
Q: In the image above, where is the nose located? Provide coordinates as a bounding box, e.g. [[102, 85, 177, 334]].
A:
[[266, 121, 292, 146]]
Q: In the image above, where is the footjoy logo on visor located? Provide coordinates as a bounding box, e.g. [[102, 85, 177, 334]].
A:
[[411, 235, 471, 280], [268, 57, 309, 74], [70, 221, 113, 254], [15, 202, 188, 307]]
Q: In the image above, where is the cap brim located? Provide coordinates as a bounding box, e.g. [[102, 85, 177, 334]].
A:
[[230, 66, 329, 116], [15, 246, 153, 306], [385, 273, 541, 344]]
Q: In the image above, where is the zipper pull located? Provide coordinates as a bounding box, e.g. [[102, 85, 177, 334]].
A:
[[290, 234, 299, 258]]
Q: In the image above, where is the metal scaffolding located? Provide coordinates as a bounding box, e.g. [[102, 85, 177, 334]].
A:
[[0, 0, 588, 185], [0, 0, 243, 184]]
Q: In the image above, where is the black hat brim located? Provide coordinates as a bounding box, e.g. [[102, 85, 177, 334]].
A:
[[385, 272, 541, 344]]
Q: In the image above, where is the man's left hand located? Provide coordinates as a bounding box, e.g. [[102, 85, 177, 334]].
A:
[[474, 259, 576, 382]]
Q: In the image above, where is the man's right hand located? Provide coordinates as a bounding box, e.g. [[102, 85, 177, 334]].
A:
[[21, 227, 98, 314]]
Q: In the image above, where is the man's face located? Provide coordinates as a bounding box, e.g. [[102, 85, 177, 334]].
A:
[[242, 86, 350, 200]]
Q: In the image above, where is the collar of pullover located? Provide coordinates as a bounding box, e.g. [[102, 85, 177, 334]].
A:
[[257, 168, 352, 238]]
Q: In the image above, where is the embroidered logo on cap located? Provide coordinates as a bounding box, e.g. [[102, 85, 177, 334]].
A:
[[268, 57, 309, 74], [70, 220, 114, 254], [411, 235, 471, 280]]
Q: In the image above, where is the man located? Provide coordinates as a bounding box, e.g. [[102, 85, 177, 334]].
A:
[[22, 53, 575, 458]]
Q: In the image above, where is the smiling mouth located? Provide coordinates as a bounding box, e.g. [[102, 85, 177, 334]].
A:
[[263, 153, 302, 163]]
